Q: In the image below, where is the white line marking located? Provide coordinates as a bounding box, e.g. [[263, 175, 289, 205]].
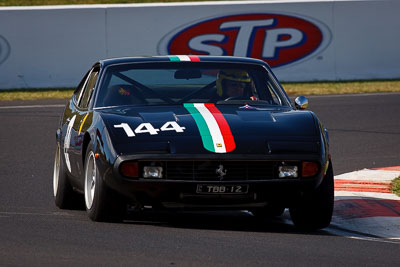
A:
[[326, 225, 400, 244], [0, 211, 74, 217], [347, 236, 400, 244], [0, 104, 64, 109]]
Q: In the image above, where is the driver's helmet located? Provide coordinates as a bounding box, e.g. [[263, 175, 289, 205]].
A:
[[216, 70, 252, 96]]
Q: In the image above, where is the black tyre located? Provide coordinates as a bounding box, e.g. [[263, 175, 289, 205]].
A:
[[53, 142, 83, 209], [289, 160, 334, 230], [84, 144, 126, 222]]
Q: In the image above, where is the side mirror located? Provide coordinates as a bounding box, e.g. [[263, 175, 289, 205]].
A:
[[294, 96, 309, 110]]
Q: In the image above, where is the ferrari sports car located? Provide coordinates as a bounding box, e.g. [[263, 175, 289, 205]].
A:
[[53, 55, 334, 230]]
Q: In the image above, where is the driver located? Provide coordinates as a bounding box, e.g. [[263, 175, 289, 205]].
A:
[[216, 70, 257, 100]]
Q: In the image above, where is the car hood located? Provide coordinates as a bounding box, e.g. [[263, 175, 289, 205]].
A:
[[100, 104, 320, 155]]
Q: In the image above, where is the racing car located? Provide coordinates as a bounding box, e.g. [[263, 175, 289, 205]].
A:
[[53, 55, 334, 230]]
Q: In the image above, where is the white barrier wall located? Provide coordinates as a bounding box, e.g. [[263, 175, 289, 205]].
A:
[[0, 0, 399, 89]]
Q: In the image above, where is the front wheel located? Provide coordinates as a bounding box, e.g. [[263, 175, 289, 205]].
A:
[[289, 160, 334, 230], [84, 144, 126, 222], [53, 142, 83, 209]]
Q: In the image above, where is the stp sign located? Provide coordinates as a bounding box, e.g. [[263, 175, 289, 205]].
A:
[[158, 13, 330, 68]]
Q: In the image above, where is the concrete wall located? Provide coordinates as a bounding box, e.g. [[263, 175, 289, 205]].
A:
[[0, 0, 399, 89]]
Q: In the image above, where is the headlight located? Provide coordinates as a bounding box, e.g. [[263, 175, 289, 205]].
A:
[[143, 166, 163, 178], [278, 165, 298, 178]]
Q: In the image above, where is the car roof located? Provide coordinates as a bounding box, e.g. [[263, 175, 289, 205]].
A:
[[97, 55, 270, 68]]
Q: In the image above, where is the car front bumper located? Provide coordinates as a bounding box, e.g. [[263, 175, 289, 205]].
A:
[[100, 154, 326, 210]]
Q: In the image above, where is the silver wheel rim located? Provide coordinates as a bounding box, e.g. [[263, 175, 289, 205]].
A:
[[53, 144, 60, 197], [85, 151, 96, 210]]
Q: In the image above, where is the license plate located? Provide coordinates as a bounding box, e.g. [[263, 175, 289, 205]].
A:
[[196, 184, 249, 194]]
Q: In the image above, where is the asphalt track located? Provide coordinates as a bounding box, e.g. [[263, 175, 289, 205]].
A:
[[0, 93, 399, 266]]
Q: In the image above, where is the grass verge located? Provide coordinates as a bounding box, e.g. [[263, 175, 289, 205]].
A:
[[0, 88, 74, 101], [1, 80, 399, 101], [1, 0, 221, 6], [391, 176, 400, 197], [282, 80, 400, 95]]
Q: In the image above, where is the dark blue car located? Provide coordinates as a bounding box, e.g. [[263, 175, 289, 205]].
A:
[[53, 55, 333, 230]]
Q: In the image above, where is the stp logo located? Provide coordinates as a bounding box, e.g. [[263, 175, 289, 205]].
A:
[[0, 35, 11, 65], [159, 13, 330, 68]]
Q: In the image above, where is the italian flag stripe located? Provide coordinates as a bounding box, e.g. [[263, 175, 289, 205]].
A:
[[204, 103, 236, 152], [168, 55, 181, 61], [168, 55, 200, 62], [184, 103, 215, 152], [188, 55, 200, 61], [184, 103, 235, 153]]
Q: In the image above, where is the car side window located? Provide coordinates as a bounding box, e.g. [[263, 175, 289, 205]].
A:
[[78, 67, 100, 109], [73, 71, 89, 106], [267, 84, 281, 105]]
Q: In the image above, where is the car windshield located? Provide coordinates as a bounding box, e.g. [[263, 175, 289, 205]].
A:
[[95, 62, 289, 108]]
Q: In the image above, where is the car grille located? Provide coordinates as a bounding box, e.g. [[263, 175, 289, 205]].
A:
[[140, 160, 278, 181]]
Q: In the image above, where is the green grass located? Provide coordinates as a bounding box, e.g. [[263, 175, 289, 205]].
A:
[[0, 0, 223, 6], [0, 88, 74, 101], [282, 80, 400, 95], [1, 80, 399, 101], [392, 176, 400, 197]]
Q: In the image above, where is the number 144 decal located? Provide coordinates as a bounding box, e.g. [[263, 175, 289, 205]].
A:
[[114, 121, 185, 137]]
